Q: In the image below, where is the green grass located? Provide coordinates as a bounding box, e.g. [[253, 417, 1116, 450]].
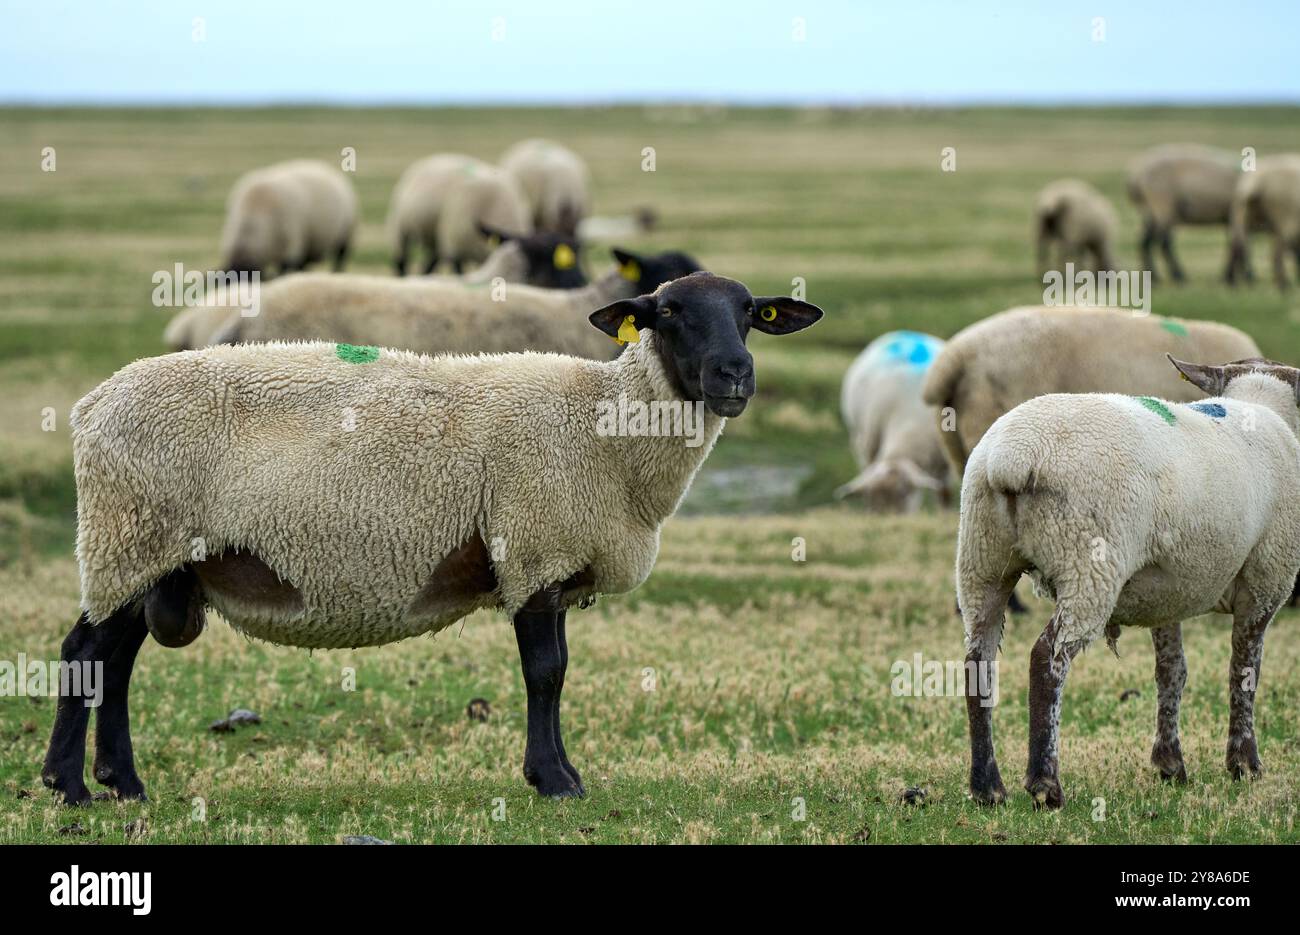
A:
[[1, 106, 1299, 842]]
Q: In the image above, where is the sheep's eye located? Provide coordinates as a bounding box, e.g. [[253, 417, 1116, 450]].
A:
[[659, 305, 675, 318]]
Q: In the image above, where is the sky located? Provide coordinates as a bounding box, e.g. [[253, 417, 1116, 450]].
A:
[[1, 0, 1297, 106]]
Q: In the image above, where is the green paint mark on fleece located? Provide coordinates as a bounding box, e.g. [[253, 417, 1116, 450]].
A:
[[1135, 396, 1176, 425], [336, 343, 380, 364], [1159, 319, 1189, 337]]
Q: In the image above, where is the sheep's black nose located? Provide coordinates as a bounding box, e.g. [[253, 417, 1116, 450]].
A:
[[716, 358, 753, 386]]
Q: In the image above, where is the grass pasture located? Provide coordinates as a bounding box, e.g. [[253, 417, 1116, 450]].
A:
[[1, 106, 1299, 843]]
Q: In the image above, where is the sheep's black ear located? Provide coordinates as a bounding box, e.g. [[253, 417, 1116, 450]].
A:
[[750, 296, 824, 335], [1167, 355, 1225, 397], [590, 295, 656, 339]]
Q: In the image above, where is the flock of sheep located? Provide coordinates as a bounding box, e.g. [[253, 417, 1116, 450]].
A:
[[40, 136, 1300, 813], [1034, 143, 1300, 286]]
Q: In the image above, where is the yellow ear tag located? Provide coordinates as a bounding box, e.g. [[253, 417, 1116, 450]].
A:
[[617, 315, 640, 344], [760, 305, 778, 322], [620, 260, 641, 282], [487, 235, 501, 249], [553, 244, 576, 269]]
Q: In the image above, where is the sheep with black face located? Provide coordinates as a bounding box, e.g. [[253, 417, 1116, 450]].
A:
[[44, 272, 821, 804]]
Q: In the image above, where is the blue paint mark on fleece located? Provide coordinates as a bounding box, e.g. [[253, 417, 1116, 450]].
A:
[[878, 331, 942, 370], [1189, 402, 1227, 419]]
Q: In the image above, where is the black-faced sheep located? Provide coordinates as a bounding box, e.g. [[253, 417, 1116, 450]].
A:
[[1035, 179, 1119, 274]]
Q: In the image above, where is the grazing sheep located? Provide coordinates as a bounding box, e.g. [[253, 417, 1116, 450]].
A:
[[388, 155, 531, 275], [210, 249, 701, 360], [1226, 154, 1300, 289], [1034, 179, 1119, 274], [42, 272, 823, 804], [221, 160, 357, 277], [835, 331, 951, 510], [921, 306, 1261, 474], [500, 139, 591, 234], [957, 356, 1300, 808], [1127, 144, 1240, 282], [162, 230, 587, 352]]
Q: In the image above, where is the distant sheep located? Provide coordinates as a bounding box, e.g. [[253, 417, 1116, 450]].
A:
[[42, 271, 822, 804], [836, 331, 950, 510], [210, 249, 702, 360], [220, 160, 357, 277], [577, 207, 658, 244], [388, 155, 531, 275], [957, 356, 1300, 808], [1127, 144, 1240, 282], [1034, 179, 1119, 274], [500, 139, 591, 234], [921, 305, 1261, 474], [1226, 154, 1300, 289]]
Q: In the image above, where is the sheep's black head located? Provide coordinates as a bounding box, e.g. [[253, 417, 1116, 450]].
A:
[[610, 247, 702, 294], [590, 271, 823, 417], [1168, 355, 1300, 401], [480, 225, 587, 289]]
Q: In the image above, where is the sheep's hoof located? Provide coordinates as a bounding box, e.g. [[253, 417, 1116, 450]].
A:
[[92, 762, 148, 802], [524, 764, 585, 799], [1150, 745, 1188, 784], [1226, 739, 1262, 781], [1026, 776, 1064, 810], [41, 771, 93, 808], [969, 783, 1007, 806]]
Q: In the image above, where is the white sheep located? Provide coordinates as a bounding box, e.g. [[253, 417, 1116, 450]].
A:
[[835, 330, 950, 510], [921, 305, 1262, 474], [577, 207, 658, 244], [387, 154, 531, 275], [1126, 144, 1240, 282], [1034, 179, 1119, 274], [956, 355, 1300, 809], [41, 272, 822, 804], [1226, 154, 1300, 289], [220, 160, 357, 277], [500, 138, 591, 234], [210, 249, 701, 360]]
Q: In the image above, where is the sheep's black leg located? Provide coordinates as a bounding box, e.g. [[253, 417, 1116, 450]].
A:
[[332, 240, 350, 272], [1160, 231, 1186, 283], [963, 580, 1014, 805], [1140, 221, 1159, 281], [394, 235, 410, 276], [1150, 623, 1188, 783], [553, 610, 583, 792], [1025, 610, 1081, 810], [42, 610, 135, 805], [1272, 237, 1290, 290], [513, 588, 583, 798], [1226, 604, 1275, 780], [91, 610, 150, 800], [450, 258, 465, 275], [421, 250, 440, 276]]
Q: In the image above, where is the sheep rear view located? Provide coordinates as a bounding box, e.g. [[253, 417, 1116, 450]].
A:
[[500, 138, 591, 234], [221, 159, 357, 277], [1226, 154, 1300, 289], [957, 356, 1300, 809], [42, 272, 822, 806]]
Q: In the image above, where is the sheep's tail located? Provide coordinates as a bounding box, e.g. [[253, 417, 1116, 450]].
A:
[[921, 344, 969, 470]]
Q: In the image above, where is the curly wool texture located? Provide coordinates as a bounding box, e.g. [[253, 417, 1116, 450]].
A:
[[220, 160, 357, 273], [921, 305, 1261, 472], [1126, 144, 1240, 227], [213, 267, 635, 360], [72, 333, 723, 648], [500, 138, 591, 232], [837, 331, 949, 504], [957, 375, 1300, 651]]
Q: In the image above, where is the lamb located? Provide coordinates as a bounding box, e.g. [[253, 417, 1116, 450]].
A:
[[921, 305, 1262, 474], [957, 355, 1300, 808], [1126, 144, 1240, 282], [835, 330, 951, 510], [162, 230, 587, 352], [1034, 179, 1119, 274], [210, 249, 702, 361], [388, 154, 531, 275], [1225, 154, 1300, 289], [220, 160, 357, 277], [41, 272, 823, 804], [500, 139, 591, 234]]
